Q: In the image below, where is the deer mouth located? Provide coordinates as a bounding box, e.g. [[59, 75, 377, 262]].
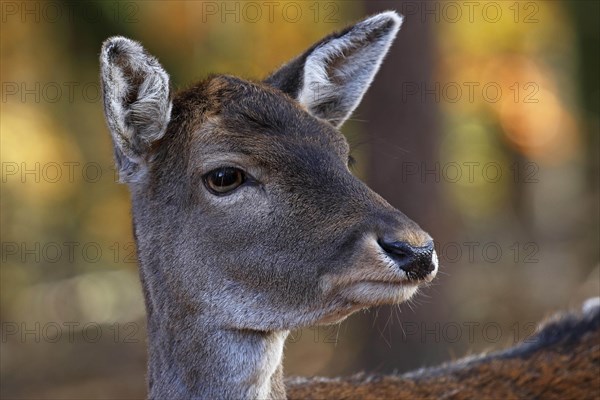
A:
[[312, 280, 420, 325], [321, 244, 438, 310], [313, 237, 438, 324], [337, 280, 421, 307]]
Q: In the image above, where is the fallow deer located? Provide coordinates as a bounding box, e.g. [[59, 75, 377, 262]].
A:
[[100, 11, 599, 399]]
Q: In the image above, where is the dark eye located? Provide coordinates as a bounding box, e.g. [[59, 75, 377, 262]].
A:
[[203, 167, 246, 195]]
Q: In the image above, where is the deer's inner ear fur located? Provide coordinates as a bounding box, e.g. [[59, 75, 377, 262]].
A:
[[100, 36, 172, 182], [264, 11, 403, 128]]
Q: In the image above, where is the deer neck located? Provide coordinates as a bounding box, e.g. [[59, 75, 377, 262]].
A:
[[138, 253, 288, 399]]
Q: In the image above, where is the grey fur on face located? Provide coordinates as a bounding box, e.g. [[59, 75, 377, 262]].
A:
[[101, 11, 437, 399]]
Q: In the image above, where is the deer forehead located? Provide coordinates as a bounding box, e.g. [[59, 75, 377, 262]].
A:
[[173, 75, 351, 162]]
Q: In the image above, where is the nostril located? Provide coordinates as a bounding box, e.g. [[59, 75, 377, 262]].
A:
[[377, 239, 415, 262], [378, 239, 435, 279]]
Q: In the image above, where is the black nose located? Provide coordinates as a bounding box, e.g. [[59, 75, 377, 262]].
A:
[[377, 239, 435, 280]]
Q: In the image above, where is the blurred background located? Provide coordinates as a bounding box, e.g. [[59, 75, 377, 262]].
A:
[[1, 1, 598, 398]]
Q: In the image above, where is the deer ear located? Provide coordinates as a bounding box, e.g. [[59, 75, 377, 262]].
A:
[[265, 11, 402, 127], [100, 36, 172, 182]]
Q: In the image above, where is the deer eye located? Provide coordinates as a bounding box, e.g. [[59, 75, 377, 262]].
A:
[[203, 167, 246, 195]]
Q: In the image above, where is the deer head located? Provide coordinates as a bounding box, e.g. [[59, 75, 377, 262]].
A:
[[101, 11, 437, 399]]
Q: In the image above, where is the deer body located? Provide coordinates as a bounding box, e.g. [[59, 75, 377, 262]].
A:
[[100, 11, 598, 400], [287, 299, 600, 399]]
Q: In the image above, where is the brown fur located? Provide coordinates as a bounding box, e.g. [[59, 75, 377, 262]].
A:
[[287, 305, 600, 399]]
